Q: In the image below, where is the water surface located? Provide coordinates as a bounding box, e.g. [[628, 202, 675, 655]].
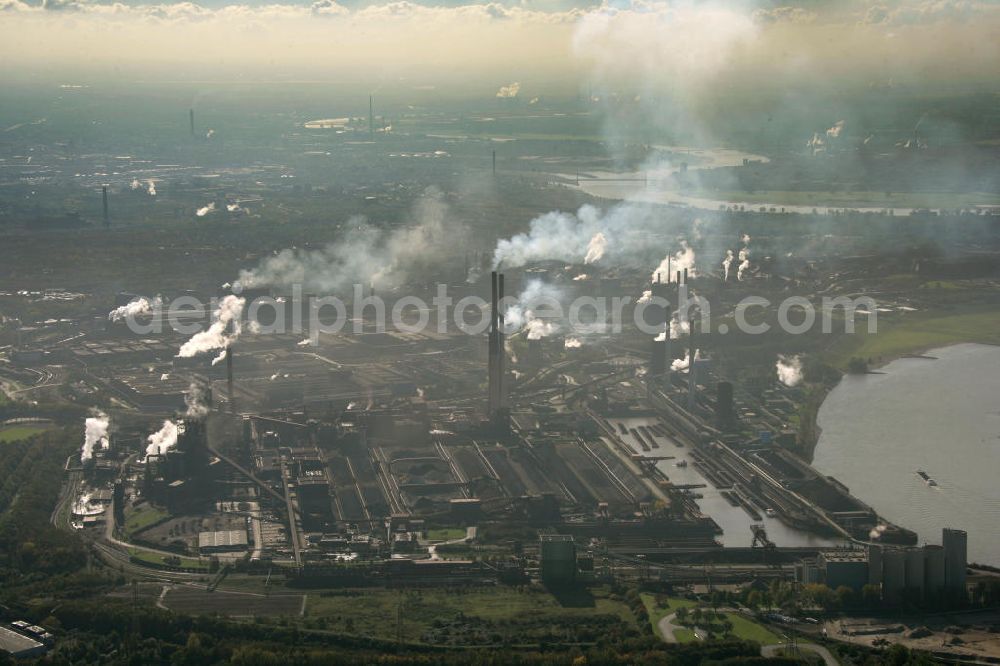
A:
[[814, 343, 1000, 564]]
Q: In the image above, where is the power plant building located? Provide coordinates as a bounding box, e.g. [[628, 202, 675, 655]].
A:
[[539, 534, 576, 585]]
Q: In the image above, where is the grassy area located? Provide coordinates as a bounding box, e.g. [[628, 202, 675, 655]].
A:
[[725, 612, 782, 644], [639, 595, 780, 645], [306, 586, 634, 643], [124, 505, 170, 538], [0, 425, 50, 443], [640, 594, 697, 638], [425, 528, 467, 541], [825, 308, 1000, 368]]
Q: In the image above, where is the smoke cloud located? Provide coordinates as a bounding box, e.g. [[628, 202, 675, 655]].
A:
[[81, 411, 109, 463], [145, 420, 180, 460], [776, 354, 803, 387], [177, 294, 244, 359], [108, 296, 161, 322], [238, 188, 464, 293]]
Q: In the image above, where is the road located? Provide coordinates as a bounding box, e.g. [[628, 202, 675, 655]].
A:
[[762, 642, 839, 665], [656, 609, 839, 665]]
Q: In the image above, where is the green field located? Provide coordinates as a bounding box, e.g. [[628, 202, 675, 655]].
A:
[[306, 586, 635, 643], [640, 593, 697, 638], [425, 528, 467, 541], [826, 308, 1000, 368], [124, 505, 170, 538], [639, 595, 780, 644], [0, 425, 50, 443]]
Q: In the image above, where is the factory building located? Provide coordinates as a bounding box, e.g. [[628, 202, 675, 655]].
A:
[[817, 551, 868, 593], [539, 534, 576, 585], [198, 528, 249, 554], [0, 626, 47, 660]]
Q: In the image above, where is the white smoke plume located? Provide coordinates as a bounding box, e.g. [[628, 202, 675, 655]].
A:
[[147, 180, 157, 196], [177, 294, 244, 359], [636, 290, 652, 304], [145, 420, 180, 460], [737, 235, 751, 281], [669, 311, 689, 340], [564, 337, 582, 349], [573, 273, 588, 281], [584, 232, 607, 264], [504, 279, 563, 340], [130, 178, 141, 190], [212, 348, 228, 366], [81, 411, 109, 463], [491, 203, 689, 270], [496, 82, 521, 98], [826, 120, 845, 138], [108, 296, 161, 322], [238, 188, 462, 293], [226, 203, 240, 212], [652, 239, 696, 282], [654, 330, 667, 342], [722, 249, 734, 281], [671, 349, 702, 373], [869, 524, 888, 540], [185, 380, 210, 418], [196, 202, 216, 217], [776, 354, 803, 387]]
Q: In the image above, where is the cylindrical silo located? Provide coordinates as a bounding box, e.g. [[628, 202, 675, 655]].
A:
[[924, 544, 946, 594], [905, 547, 925, 598], [868, 544, 883, 586], [882, 548, 906, 604]]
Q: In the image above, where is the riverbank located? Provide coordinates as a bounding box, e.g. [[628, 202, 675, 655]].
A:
[[809, 343, 1000, 563], [794, 306, 1000, 462]]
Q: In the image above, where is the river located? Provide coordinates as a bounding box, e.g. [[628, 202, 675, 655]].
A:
[[813, 343, 1000, 564]]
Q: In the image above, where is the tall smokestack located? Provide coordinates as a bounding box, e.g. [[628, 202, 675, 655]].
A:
[[226, 346, 235, 414], [102, 185, 109, 228], [498, 273, 506, 410], [190, 109, 195, 137], [688, 327, 697, 411], [487, 271, 508, 428], [683, 268, 688, 284], [369, 95, 374, 136]]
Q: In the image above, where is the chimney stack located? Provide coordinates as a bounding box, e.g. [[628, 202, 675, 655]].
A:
[[226, 346, 235, 414], [488, 271, 509, 430]]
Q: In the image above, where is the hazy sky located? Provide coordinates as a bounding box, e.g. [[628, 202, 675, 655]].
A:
[[1, 0, 997, 97]]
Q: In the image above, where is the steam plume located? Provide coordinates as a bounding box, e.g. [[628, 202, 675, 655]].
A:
[[108, 296, 160, 322], [145, 420, 180, 460], [177, 294, 244, 359], [81, 411, 109, 463], [776, 354, 803, 387], [584, 231, 607, 264]]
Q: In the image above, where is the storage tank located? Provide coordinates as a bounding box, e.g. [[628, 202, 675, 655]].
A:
[[905, 547, 925, 598], [882, 548, 907, 603], [868, 544, 883, 586], [943, 528, 967, 592], [924, 544, 946, 594]]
